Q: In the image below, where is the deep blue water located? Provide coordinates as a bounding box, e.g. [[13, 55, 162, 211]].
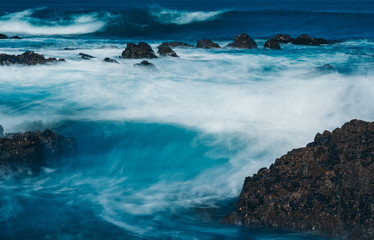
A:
[[0, 0, 373, 239]]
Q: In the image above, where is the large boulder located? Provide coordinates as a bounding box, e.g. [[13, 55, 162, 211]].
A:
[[121, 42, 157, 59], [292, 34, 328, 45], [196, 39, 220, 49], [272, 34, 294, 43], [0, 51, 65, 66], [227, 33, 257, 49], [0, 129, 76, 174], [0, 34, 7, 39], [159, 41, 194, 48], [224, 119, 374, 240], [264, 40, 281, 50], [157, 45, 178, 57]]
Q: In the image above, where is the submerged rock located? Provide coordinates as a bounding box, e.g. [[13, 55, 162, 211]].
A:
[[159, 41, 194, 48], [264, 40, 281, 50], [0, 129, 76, 174], [0, 51, 65, 66], [272, 34, 294, 43], [196, 39, 220, 49], [103, 57, 118, 63], [227, 33, 257, 49], [134, 60, 157, 70], [122, 42, 157, 59], [157, 45, 178, 57], [292, 34, 329, 45], [10, 36, 21, 39], [224, 119, 374, 240], [316, 64, 335, 71], [0, 34, 8, 39], [79, 53, 95, 60]]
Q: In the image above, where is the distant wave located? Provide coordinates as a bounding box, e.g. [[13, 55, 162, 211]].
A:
[[0, 8, 111, 35]]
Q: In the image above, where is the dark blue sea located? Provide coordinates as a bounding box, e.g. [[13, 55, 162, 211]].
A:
[[0, 0, 373, 239]]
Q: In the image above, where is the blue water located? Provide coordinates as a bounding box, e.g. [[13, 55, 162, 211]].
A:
[[0, 0, 373, 239]]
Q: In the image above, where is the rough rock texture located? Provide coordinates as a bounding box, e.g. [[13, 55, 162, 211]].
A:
[[196, 39, 220, 49], [0, 51, 65, 66], [79, 53, 95, 60], [0, 129, 76, 174], [227, 33, 257, 49], [157, 45, 178, 57], [264, 40, 281, 50], [292, 34, 328, 45], [0, 34, 7, 39], [272, 34, 294, 43], [134, 60, 156, 70], [121, 42, 157, 59], [159, 41, 194, 48], [224, 120, 374, 240], [103, 57, 118, 63]]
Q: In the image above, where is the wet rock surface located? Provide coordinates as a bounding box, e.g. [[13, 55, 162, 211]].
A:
[[10, 36, 21, 39], [79, 53, 95, 60], [0, 51, 65, 65], [160, 41, 194, 48], [0, 34, 8, 39], [292, 34, 328, 45], [224, 119, 374, 240], [272, 34, 294, 43], [121, 42, 157, 59], [0, 129, 76, 175], [103, 57, 118, 63], [134, 60, 157, 70], [227, 33, 257, 49], [157, 45, 178, 57], [196, 39, 220, 49], [264, 40, 281, 50]]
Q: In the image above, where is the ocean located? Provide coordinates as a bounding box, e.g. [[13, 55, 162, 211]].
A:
[[0, 0, 373, 239]]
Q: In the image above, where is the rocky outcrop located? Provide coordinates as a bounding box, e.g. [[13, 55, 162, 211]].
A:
[[292, 34, 328, 45], [121, 42, 157, 59], [160, 41, 194, 48], [196, 39, 220, 49], [227, 33, 257, 49], [0, 51, 65, 66], [0, 34, 7, 39], [10, 36, 21, 39], [157, 45, 178, 57], [103, 57, 118, 63], [134, 60, 156, 70], [272, 34, 294, 43], [0, 129, 76, 174], [79, 53, 95, 60], [264, 40, 281, 50], [224, 120, 374, 240]]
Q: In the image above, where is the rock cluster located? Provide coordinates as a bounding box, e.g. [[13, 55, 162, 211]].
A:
[[292, 33, 328, 45], [121, 42, 157, 59], [224, 119, 374, 240], [0, 51, 65, 66], [0, 129, 76, 174], [228, 33, 257, 49], [272, 34, 294, 43], [0, 33, 21, 39]]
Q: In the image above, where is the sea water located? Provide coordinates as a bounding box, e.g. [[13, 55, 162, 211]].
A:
[[0, 0, 373, 239]]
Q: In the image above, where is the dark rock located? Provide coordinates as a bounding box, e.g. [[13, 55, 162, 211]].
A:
[[133, 60, 156, 70], [0, 129, 76, 175], [64, 48, 79, 50], [0, 125, 3, 138], [227, 34, 257, 49], [159, 42, 194, 48], [121, 42, 157, 59], [0, 34, 8, 39], [79, 53, 95, 60], [98, 45, 119, 49], [196, 39, 220, 49], [316, 64, 335, 71], [157, 45, 178, 57], [264, 40, 281, 50], [224, 119, 374, 240], [0, 51, 65, 66], [292, 34, 329, 45], [10, 36, 21, 39], [103, 57, 119, 63], [272, 34, 294, 43]]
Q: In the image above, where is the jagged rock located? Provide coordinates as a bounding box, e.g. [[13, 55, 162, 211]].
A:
[[157, 45, 178, 57], [103, 57, 118, 63], [133, 60, 156, 70], [0, 51, 65, 66], [196, 39, 220, 49], [10, 36, 21, 39], [121, 42, 157, 59], [227, 33, 257, 49], [272, 34, 294, 43], [79, 53, 95, 60], [264, 40, 281, 50], [292, 34, 329, 45], [0, 129, 76, 174], [159, 42, 194, 48], [0, 34, 8, 39], [224, 119, 374, 240]]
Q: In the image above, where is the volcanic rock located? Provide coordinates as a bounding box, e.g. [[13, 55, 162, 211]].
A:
[[272, 34, 294, 43], [10, 36, 21, 39], [160, 41, 194, 48], [224, 119, 374, 240], [0, 51, 65, 66], [134, 60, 157, 70], [227, 33, 257, 49], [79, 53, 95, 60], [0, 34, 8, 39], [0, 129, 76, 174], [157, 45, 178, 57], [103, 57, 118, 63], [264, 40, 281, 50], [196, 39, 220, 49], [292, 34, 328, 45], [121, 42, 157, 59]]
